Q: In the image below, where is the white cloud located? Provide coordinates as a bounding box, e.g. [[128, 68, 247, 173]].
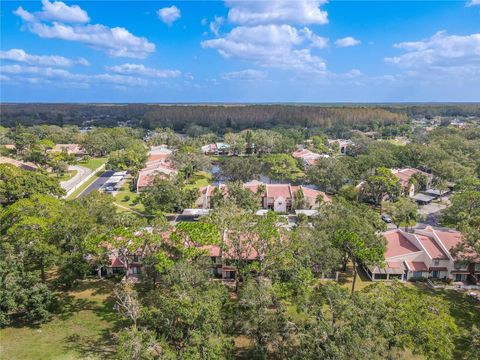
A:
[[221, 69, 267, 81], [13, 7, 36, 22], [385, 31, 480, 70], [335, 37, 361, 48], [343, 69, 362, 78], [157, 6, 181, 25], [466, 0, 480, 7], [209, 16, 224, 36], [39, 0, 89, 23], [0, 48, 89, 67], [107, 63, 181, 78], [202, 25, 327, 74], [226, 0, 328, 25], [14, 2, 155, 59], [303, 28, 329, 48], [1, 64, 148, 87]]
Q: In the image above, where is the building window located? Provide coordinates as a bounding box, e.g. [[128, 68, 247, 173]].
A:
[[475, 264, 480, 272], [433, 259, 440, 266], [455, 274, 464, 282], [412, 271, 423, 278]]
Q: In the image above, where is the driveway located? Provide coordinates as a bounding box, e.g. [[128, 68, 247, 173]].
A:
[[417, 197, 451, 227], [60, 165, 92, 192]]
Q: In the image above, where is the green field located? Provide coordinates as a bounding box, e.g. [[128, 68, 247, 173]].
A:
[[0, 279, 122, 360], [113, 177, 144, 213], [78, 157, 108, 171]]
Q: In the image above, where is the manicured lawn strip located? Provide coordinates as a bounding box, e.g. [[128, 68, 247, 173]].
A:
[[0, 279, 121, 360], [66, 172, 102, 200], [185, 171, 212, 190], [78, 157, 108, 171]]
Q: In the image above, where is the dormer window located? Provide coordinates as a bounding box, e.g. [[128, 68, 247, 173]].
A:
[[433, 259, 439, 266]]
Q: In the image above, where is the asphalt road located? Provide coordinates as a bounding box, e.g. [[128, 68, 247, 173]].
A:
[[60, 165, 92, 192], [80, 170, 115, 196]]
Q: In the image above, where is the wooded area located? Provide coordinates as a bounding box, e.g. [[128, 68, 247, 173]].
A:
[[3, 103, 478, 132]]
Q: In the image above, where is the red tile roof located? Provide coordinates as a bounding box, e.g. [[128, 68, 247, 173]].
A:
[[386, 260, 402, 268], [434, 230, 462, 251], [416, 234, 448, 259], [110, 257, 125, 268], [384, 230, 421, 258], [406, 261, 428, 272], [391, 168, 430, 187], [266, 184, 292, 199], [148, 153, 169, 162]]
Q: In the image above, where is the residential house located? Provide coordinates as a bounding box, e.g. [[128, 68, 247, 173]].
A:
[[203, 236, 259, 281], [366, 227, 480, 283], [48, 143, 86, 157], [328, 139, 352, 155], [292, 149, 328, 166], [201, 142, 230, 155], [197, 181, 331, 213], [101, 253, 142, 278], [136, 146, 178, 192], [0, 156, 39, 171], [391, 168, 433, 198]]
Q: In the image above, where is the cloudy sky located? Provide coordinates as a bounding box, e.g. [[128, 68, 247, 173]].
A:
[[1, 0, 479, 102]]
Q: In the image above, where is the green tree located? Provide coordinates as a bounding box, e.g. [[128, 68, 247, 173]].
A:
[[224, 132, 246, 155], [0, 194, 63, 282], [292, 188, 306, 210], [235, 277, 294, 358], [107, 142, 148, 173], [217, 157, 261, 182], [307, 157, 352, 193], [0, 164, 65, 205], [360, 167, 400, 210], [382, 197, 417, 230], [140, 177, 198, 214], [261, 153, 302, 182]]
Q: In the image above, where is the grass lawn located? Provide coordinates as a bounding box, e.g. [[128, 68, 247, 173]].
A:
[[113, 177, 144, 213], [185, 171, 212, 190], [0, 279, 122, 360], [336, 263, 373, 292], [49, 169, 78, 182], [66, 172, 102, 200], [78, 157, 108, 171]]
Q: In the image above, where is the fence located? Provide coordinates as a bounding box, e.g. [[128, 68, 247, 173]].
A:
[[64, 163, 106, 198]]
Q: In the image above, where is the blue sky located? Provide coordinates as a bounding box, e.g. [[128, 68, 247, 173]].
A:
[[1, 0, 479, 102]]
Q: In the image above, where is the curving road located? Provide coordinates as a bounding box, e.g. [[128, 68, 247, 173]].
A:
[[60, 165, 92, 192]]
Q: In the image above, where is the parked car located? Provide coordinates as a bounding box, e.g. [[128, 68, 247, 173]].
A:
[[381, 214, 392, 223]]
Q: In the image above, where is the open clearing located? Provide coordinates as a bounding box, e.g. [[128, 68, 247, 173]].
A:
[[1, 274, 478, 359], [0, 279, 122, 360]]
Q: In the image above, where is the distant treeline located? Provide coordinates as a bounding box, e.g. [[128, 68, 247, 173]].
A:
[[1, 103, 478, 132]]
